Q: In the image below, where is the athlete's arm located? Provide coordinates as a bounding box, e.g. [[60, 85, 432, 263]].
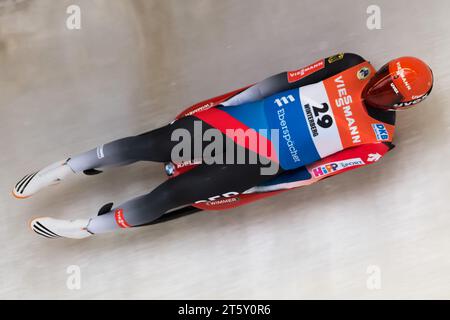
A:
[[177, 53, 367, 119], [305, 142, 394, 182], [222, 53, 367, 106], [245, 142, 394, 193]]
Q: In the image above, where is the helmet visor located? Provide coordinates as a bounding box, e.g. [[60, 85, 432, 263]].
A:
[[363, 64, 404, 110]]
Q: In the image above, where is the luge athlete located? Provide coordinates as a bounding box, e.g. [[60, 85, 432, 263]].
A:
[[12, 53, 433, 240]]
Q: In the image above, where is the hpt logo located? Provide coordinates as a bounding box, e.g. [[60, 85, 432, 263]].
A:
[[312, 158, 365, 177]]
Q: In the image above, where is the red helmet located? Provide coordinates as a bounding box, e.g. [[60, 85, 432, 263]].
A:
[[362, 57, 433, 111]]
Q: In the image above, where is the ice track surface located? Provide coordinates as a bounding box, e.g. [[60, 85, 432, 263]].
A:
[[1, 0, 450, 299]]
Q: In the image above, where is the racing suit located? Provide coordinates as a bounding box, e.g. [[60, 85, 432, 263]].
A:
[[66, 53, 396, 233]]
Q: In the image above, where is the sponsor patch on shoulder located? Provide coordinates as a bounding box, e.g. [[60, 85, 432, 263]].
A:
[[372, 123, 389, 141], [287, 59, 324, 83]]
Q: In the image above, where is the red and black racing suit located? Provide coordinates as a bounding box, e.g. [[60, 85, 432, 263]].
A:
[[66, 53, 395, 233]]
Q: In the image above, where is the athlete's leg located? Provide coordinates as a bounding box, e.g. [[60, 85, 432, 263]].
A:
[[31, 159, 280, 238], [13, 116, 216, 198], [86, 160, 280, 234], [67, 116, 213, 173]]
